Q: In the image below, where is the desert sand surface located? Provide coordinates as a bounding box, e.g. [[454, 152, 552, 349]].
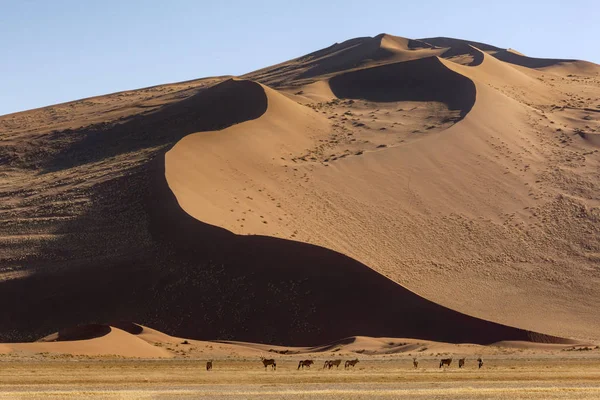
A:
[[2, 359, 600, 399], [1, 34, 599, 348], [1, 324, 599, 399]]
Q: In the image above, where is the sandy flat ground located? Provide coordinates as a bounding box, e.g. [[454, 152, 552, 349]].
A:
[[1, 357, 599, 399]]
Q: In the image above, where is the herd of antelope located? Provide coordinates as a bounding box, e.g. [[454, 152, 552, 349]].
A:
[[203, 356, 484, 371], [437, 357, 484, 369], [264, 357, 360, 370]]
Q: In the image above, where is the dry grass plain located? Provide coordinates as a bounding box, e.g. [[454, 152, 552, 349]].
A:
[[1, 356, 599, 399]]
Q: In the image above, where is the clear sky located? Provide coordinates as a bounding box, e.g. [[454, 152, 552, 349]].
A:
[[1, 0, 598, 116]]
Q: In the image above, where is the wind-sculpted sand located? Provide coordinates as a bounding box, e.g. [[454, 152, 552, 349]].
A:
[[0, 34, 599, 347]]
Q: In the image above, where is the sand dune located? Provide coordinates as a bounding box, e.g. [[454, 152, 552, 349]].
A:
[[165, 43, 600, 342], [0, 325, 172, 358], [0, 34, 599, 348], [0, 323, 587, 359], [167, 46, 600, 342]]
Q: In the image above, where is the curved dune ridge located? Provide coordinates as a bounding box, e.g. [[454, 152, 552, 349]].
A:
[[1, 34, 599, 346]]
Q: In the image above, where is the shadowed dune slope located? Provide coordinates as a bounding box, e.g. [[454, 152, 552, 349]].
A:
[[419, 37, 503, 53], [38, 324, 112, 342], [492, 49, 577, 68], [110, 321, 145, 335], [329, 57, 476, 115], [492, 49, 600, 75]]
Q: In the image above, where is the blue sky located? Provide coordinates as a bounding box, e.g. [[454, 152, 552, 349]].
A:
[[1, 0, 598, 116]]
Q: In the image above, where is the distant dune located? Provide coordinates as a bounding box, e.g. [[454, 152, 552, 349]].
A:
[[0, 34, 599, 347], [0, 323, 586, 359]]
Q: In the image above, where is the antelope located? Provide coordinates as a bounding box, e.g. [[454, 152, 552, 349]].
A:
[[260, 356, 277, 370], [439, 358, 452, 368], [297, 360, 314, 369]]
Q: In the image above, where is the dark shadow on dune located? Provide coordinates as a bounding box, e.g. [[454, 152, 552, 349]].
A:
[[439, 44, 485, 66], [581, 132, 600, 147], [419, 37, 502, 53], [492, 50, 576, 69], [43, 79, 268, 171], [38, 324, 112, 342], [111, 321, 144, 335], [308, 336, 358, 352], [329, 57, 476, 118], [407, 39, 436, 50]]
